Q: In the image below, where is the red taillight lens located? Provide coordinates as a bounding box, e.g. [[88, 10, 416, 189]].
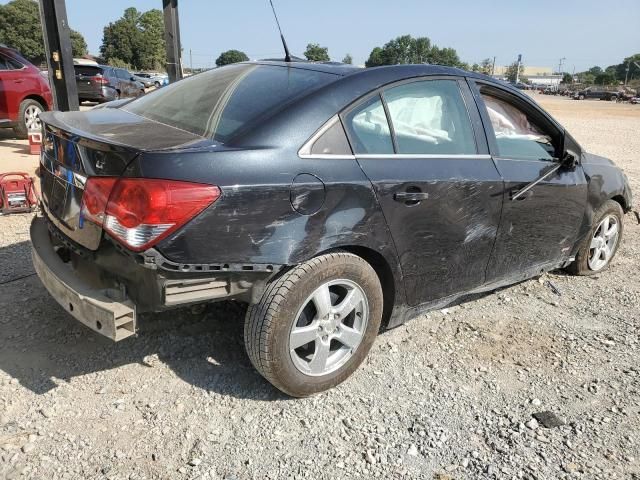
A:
[[91, 75, 109, 85], [82, 178, 221, 252]]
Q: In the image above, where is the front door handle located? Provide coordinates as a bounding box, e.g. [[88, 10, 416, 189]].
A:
[[13, 79, 23, 84], [394, 191, 429, 205]]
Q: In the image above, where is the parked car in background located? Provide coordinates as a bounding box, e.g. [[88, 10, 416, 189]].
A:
[[74, 65, 145, 103], [573, 88, 619, 101], [134, 72, 169, 88], [133, 74, 154, 88], [32, 62, 633, 397], [511, 82, 531, 90], [0, 45, 52, 138]]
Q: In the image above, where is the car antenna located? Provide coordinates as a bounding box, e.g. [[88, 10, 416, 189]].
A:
[[268, 0, 292, 62]]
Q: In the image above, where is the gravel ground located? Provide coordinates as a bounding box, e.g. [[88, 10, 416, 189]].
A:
[[0, 95, 639, 480]]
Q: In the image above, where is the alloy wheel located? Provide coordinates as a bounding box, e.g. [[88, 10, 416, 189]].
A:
[[588, 214, 620, 271], [24, 104, 42, 132], [289, 279, 369, 376]]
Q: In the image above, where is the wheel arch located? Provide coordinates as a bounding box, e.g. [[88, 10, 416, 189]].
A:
[[23, 95, 48, 110]]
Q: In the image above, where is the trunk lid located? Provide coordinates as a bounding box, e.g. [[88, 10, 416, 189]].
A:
[[38, 110, 207, 250]]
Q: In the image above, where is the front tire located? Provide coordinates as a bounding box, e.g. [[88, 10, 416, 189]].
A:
[[567, 200, 624, 275], [244, 252, 383, 397], [13, 99, 44, 139]]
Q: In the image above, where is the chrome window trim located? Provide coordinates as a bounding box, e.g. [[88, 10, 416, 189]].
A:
[[356, 154, 492, 160]]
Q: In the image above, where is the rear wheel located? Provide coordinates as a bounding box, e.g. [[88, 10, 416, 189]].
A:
[[567, 200, 624, 275], [578, 94, 585, 100], [244, 252, 383, 397], [13, 99, 44, 139]]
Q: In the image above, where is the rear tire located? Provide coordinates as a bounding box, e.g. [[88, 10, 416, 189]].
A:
[[244, 252, 383, 397], [13, 99, 44, 139], [566, 200, 624, 275]]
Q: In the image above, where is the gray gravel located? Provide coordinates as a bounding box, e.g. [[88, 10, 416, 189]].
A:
[[1, 96, 639, 479]]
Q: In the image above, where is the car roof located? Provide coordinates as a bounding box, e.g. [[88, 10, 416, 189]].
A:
[[248, 60, 512, 89]]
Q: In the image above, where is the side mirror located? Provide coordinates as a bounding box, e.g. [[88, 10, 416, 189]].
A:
[[561, 150, 578, 169]]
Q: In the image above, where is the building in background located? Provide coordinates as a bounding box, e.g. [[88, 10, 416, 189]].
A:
[[492, 65, 563, 88]]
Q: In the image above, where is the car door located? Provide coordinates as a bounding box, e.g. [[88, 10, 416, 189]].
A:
[[342, 77, 504, 306], [0, 53, 29, 123], [470, 81, 588, 284]]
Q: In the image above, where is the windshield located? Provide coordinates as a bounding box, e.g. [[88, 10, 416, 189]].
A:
[[122, 64, 337, 143]]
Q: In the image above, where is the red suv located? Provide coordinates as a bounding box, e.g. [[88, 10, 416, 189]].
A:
[[0, 46, 53, 138]]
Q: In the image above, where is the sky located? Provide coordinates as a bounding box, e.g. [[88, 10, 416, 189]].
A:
[[5, 0, 640, 71]]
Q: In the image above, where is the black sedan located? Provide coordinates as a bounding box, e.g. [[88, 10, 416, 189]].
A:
[[32, 62, 633, 397]]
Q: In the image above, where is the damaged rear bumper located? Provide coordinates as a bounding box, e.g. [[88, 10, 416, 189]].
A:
[[31, 216, 136, 341], [30, 215, 283, 341]]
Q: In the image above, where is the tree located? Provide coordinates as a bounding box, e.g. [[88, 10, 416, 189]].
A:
[[304, 43, 330, 62], [215, 49, 249, 67], [504, 61, 525, 83], [0, 0, 88, 64], [595, 71, 616, 86], [365, 47, 386, 67], [100, 7, 166, 71], [69, 30, 88, 58], [562, 73, 573, 84], [479, 58, 493, 75], [364, 35, 464, 68], [342, 54, 353, 65]]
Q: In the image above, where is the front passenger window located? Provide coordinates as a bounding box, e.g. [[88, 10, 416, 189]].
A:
[[481, 90, 557, 161]]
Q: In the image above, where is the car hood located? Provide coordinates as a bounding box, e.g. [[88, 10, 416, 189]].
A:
[[582, 152, 616, 167], [39, 109, 208, 152]]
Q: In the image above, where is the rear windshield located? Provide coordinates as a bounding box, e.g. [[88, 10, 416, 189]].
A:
[[75, 65, 103, 76], [122, 64, 336, 142]]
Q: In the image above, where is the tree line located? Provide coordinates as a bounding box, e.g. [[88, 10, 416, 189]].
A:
[[2, 0, 638, 84]]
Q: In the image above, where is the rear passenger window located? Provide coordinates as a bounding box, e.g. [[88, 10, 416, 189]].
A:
[[480, 88, 557, 161], [344, 95, 393, 154], [383, 80, 476, 155]]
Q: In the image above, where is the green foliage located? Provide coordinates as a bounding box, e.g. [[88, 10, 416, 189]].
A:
[[504, 61, 525, 83], [304, 43, 330, 62], [342, 54, 353, 65], [215, 49, 249, 67], [107, 58, 131, 69], [69, 30, 88, 58], [595, 71, 616, 85], [587, 66, 603, 76], [479, 58, 493, 75], [100, 7, 165, 71], [562, 73, 573, 84], [0, 0, 87, 64], [364, 35, 464, 68]]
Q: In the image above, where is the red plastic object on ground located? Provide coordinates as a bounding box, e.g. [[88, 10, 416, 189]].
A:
[[0, 172, 38, 214], [28, 132, 42, 155]]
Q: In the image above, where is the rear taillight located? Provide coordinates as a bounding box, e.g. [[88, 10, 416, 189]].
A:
[[81, 178, 221, 252], [91, 75, 109, 85]]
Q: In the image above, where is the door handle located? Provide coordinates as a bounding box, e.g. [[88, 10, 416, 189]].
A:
[[13, 79, 23, 84], [393, 191, 429, 204]]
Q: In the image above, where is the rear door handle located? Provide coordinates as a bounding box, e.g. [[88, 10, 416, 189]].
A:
[[13, 79, 23, 84], [393, 191, 429, 203]]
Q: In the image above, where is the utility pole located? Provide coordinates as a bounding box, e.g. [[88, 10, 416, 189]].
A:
[[624, 61, 630, 85], [38, 0, 79, 111], [189, 48, 193, 73], [492, 56, 496, 76], [558, 57, 566, 74], [515, 54, 522, 83], [163, 0, 183, 83]]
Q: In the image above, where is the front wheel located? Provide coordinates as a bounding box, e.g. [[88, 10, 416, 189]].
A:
[[13, 99, 44, 139], [567, 200, 624, 275], [244, 252, 383, 397]]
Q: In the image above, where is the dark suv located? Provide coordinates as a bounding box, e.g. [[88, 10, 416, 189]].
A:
[[74, 65, 145, 103], [573, 88, 619, 101]]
